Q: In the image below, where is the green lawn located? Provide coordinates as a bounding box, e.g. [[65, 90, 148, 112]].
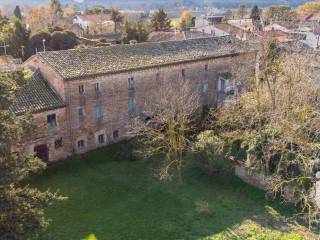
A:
[[32, 142, 315, 240]]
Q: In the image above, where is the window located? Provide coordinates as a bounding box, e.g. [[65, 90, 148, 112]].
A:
[[79, 85, 85, 94], [94, 82, 100, 92], [98, 134, 105, 144], [205, 64, 208, 71], [218, 77, 226, 92], [113, 130, 119, 140], [95, 105, 102, 119], [181, 69, 186, 78], [54, 138, 63, 149], [128, 77, 134, 90], [156, 72, 160, 82], [47, 114, 56, 127], [128, 98, 136, 111], [77, 139, 85, 148], [78, 108, 84, 120], [203, 82, 209, 94]]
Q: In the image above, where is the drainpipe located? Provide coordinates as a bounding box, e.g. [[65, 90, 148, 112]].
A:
[[316, 172, 320, 208], [67, 82, 75, 155]]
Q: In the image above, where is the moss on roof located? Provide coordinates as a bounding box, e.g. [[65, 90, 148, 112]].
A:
[[10, 70, 65, 114], [38, 36, 246, 80]]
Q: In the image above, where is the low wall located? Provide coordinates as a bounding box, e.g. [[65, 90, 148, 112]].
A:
[[235, 165, 320, 206], [316, 172, 320, 208], [235, 165, 268, 190]]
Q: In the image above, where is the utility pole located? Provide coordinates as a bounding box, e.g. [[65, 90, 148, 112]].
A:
[[21, 45, 25, 59], [42, 39, 46, 52]]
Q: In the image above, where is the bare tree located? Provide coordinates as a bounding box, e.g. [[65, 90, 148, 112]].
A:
[[209, 49, 320, 227], [130, 77, 201, 183]]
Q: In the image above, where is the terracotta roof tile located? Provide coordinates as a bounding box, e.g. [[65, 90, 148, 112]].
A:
[[38, 36, 247, 80], [9, 70, 65, 114]]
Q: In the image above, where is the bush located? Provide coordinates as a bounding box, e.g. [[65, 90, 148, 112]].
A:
[[29, 31, 52, 53], [193, 130, 230, 173], [50, 31, 77, 50]]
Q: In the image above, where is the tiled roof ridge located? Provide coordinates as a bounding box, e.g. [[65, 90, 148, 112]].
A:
[[38, 35, 233, 55]]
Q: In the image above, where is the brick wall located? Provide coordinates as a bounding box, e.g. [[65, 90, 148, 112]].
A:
[[24, 55, 66, 100], [19, 51, 256, 161], [13, 107, 73, 161], [64, 52, 255, 156]]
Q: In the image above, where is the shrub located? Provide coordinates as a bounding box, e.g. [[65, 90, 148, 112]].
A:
[[193, 130, 229, 173]]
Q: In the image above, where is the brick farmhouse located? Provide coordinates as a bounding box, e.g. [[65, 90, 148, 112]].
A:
[[11, 36, 256, 161]]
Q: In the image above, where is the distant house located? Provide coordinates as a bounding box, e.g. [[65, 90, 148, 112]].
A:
[[214, 22, 255, 41], [69, 23, 85, 37], [73, 14, 115, 34], [147, 30, 213, 42], [258, 30, 289, 42], [264, 23, 292, 34], [227, 18, 255, 32], [300, 13, 320, 23], [193, 15, 229, 37], [302, 27, 320, 49]]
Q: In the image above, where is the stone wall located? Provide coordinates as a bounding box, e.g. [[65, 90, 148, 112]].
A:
[[235, 165, 320, 207], [235, 165, 268, 190]]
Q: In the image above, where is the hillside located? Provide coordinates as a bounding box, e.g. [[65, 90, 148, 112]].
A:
[[0, 0, 311, 9]]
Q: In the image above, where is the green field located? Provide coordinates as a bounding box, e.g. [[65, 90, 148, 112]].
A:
[[32, 142, 315, 240]]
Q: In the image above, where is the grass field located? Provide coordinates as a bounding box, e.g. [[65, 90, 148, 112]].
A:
[[32, 142, 316, 240]]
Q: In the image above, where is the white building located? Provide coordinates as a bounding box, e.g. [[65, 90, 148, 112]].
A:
[[73, 14, 115, 33], [301, 26, 320, 49], [193, 15, 229, 37]]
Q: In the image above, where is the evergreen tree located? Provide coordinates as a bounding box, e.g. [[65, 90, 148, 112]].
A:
[[0, 71, 64, 240], [121, 21, 149, 44], [50, 30, 77, 50], [13, 5, 22, 20], [250, 4, 261, 21], [110, 8, 123, 33], [29, 30, 52, 54], [237, 4, 247, 19], [121, 21, 133, 44], [263, 5, 293, 24], [151, 9, 171, 32], [49, 0, 63, 18], [9, 18, 30, 59], [136, 21, 149, 43], [250, 5, 262, 31]]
